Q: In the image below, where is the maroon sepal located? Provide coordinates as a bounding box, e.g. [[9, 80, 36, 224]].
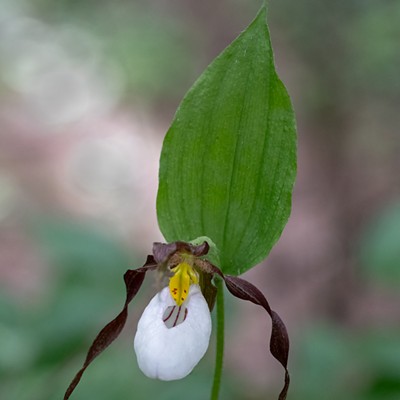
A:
[[63, 255, 157, 400], [152, 241, 209, 264], [199, 271, 217, 311], [223, 275, 290, 400]]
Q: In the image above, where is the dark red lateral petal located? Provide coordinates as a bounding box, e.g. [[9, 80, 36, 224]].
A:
[[63, 256, 157, 400], [223, 275, 290, 400], [223, 275, 271, 313]]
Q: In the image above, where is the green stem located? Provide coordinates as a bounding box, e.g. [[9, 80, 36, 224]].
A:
[[211, 277, 225, 400]]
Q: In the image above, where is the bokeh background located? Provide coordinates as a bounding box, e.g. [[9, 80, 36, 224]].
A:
[[1, 0, 399, 399]]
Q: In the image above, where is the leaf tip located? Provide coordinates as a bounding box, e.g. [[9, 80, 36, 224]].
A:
[[259, 1, 268, 19]]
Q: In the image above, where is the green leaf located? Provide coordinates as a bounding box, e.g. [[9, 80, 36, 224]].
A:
[[157, 6, 297, 275]]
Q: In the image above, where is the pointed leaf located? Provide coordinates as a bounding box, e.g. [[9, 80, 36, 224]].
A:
[[63, 256, 156, 399], [157, 6, 297, 274]]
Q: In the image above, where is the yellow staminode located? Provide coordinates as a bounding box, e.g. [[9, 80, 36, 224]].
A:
[[169, 262, 199, 306]]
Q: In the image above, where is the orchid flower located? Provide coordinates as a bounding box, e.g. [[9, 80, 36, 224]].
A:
[[64, 241, 290, 400]]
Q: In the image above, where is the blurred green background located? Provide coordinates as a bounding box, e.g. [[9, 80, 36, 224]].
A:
[[0, 0, 399, 399]]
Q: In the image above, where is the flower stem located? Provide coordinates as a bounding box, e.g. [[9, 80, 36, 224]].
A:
[[211, 277, 224, 400]]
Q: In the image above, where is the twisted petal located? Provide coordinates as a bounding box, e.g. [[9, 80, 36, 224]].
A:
[[199, 259, 290, 400], [134, 284, 211, 381], [64, 257, 157, 400]]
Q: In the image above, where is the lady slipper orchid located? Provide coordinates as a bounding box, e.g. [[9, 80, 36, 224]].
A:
[[64, 240, 290, 400]]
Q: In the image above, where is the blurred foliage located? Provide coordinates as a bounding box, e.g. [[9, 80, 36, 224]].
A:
[[0, 217, 243, 399], [347, 2, 400, 97], [291, 325, 400, 400], [274, 0, 400, 114], [359, 202, 400, 287], [31, 0, 199, 102], [0, 217, 132, 399]]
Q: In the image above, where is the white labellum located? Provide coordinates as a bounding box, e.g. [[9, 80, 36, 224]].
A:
[[134, 284, 212, 381]]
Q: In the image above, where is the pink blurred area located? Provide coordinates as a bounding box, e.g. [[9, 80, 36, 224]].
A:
[[0, 3, 166, 300]]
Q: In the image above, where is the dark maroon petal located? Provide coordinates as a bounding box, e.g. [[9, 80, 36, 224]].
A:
[[195, 258, 224, 277], [125, 255, 157, 302], [152, 241, 210, 264], [199, 271, 217, 311], [189, 241, 210, 257], [223, 275, 271, 313], [223, 275, 290, 400], [152, 242, 179, 264], [63, 256, 156, 400]]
